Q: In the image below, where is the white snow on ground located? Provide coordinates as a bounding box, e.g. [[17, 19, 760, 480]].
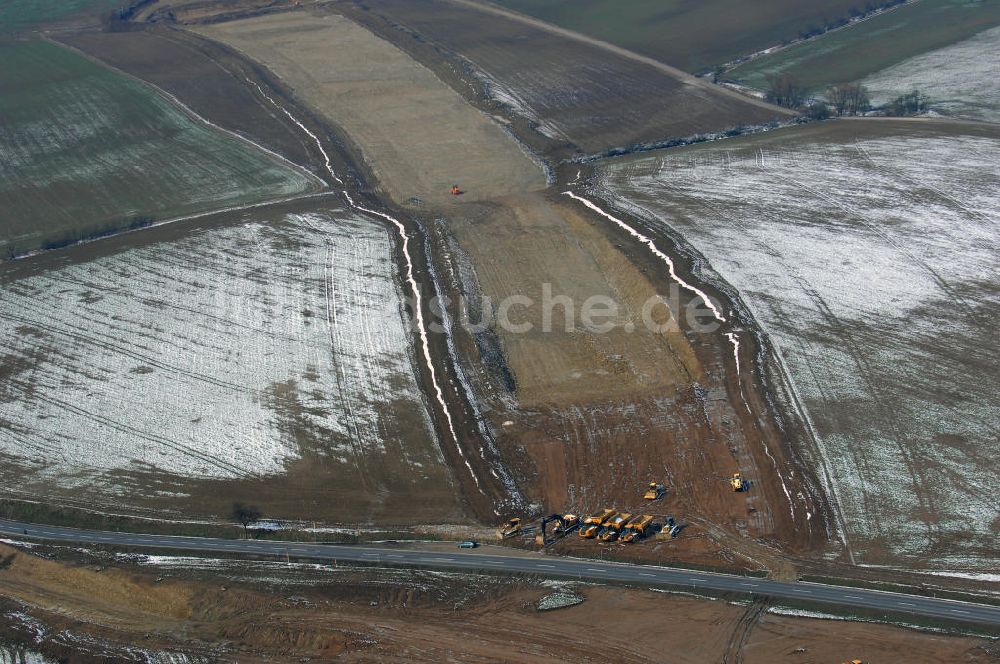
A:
[[920, 571, 1000, 583], [471, 66, 569, 141], [862, 25, 1000, 123], [0, 208, 441, 491], [598, 132, 1000, 569], [0, 646, 55, 664]]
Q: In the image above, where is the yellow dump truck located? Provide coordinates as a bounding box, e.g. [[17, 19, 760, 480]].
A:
[[623, 515, 654, 542], [583, 508, 616, 527], [606, 512, 632, 531], [600, 528, 620, 542], [731, 472, 746, 492], [581, 509, 616, 539]]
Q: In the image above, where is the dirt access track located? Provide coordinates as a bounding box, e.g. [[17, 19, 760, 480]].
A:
[[190, 4, 829, 573], [1, 542, 996, 663]]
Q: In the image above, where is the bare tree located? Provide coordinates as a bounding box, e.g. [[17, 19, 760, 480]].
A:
[[827, 83, 871, 116], [765, 73, 807, 108], [807, 101, 831, 120], [884, 89, 928, 116], [231, 502, 262, 538]]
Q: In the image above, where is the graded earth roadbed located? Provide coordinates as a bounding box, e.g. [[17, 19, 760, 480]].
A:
[[197, 11, 546, 207]]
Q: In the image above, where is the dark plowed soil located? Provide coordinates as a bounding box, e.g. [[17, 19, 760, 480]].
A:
[[337, 0, 789, 157]]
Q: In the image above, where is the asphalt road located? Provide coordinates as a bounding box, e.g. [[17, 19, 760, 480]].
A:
[[2, 519, 998, 627]]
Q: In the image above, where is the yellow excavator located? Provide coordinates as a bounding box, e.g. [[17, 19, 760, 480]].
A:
[[731, 472, 746, 492]]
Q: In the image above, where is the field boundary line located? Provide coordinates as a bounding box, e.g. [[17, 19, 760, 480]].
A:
[[46, 35, 328, 190], [3, 191, 340, 264]]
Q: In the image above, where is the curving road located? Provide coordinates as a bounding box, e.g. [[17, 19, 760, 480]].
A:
[[2, 519, 998, 626]]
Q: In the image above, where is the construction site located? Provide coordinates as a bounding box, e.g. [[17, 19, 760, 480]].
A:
[[496, 476, 747, 555], [1, 0, 998, 661]]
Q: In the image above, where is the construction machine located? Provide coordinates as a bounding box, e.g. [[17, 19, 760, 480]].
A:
[[600, 528, 620, 542], [654, 516, 678, 541], [583, 508, 616, 527], [731, 472, 746, 492], [537, 514, 580, 545], [621, 515, 655, 543], [643, 481, 665, 501], [556, 514, 579, 533], [497, 517, 523, 540], [606, 512, 633, 531], [579, 524, 600, 539]]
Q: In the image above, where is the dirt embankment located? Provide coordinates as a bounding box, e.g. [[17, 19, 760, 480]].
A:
[[1, 543, 996, 663]]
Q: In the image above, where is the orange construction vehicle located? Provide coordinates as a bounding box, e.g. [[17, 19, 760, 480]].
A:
[[583, 508, 616, 527], [580, 509, 616, 539], [622, 515, 654, 543], [600, 528, 620, 542], [643, 481, 665, 501], [497, 517, 522, 539], [606, 513, 633, 531]]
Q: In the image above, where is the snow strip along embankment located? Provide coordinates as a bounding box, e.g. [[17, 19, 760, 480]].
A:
[[563, 191, 726, 323], [563, 191, 799, 522], [251, 82, 484, 495]]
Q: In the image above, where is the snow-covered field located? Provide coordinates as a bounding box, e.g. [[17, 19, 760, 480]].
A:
[[596, 125, 1000, 570], [863, 25, 1000, 123], [0, 208, 451, 514]]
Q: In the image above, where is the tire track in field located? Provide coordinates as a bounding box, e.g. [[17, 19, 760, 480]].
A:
[[248, 80, 486, 498], [36, 270, 311, 346], [753, 148, 940, 550], [791, 275, 936, 546], [780, 152, 986, 331], [0, 310, 267, 401], [854, 142, 993, 223], [3, 378, 248, 477], [722, 598, 769, 664]]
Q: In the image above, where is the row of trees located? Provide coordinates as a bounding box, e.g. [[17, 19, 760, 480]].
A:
[[764, 73, 929, 118], [798, 0, 907, 40]]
